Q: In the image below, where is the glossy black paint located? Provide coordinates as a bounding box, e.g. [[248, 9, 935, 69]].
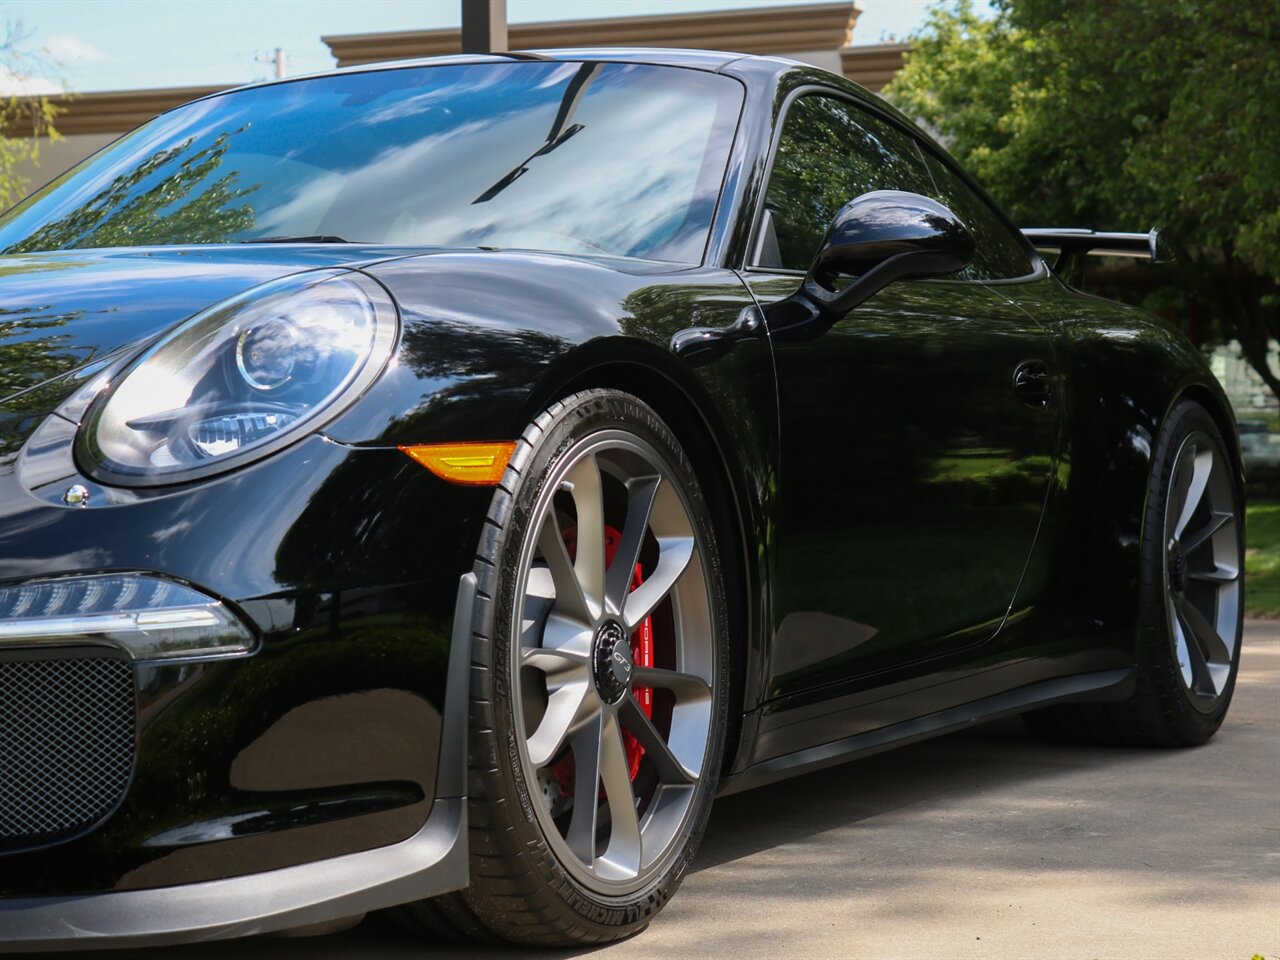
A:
[[798, 190, 975, 322], [746, 273, 1059, 710], [0, 48, 1238, 929], [0, 243, 776, 898], [0, 436, 468, 894]]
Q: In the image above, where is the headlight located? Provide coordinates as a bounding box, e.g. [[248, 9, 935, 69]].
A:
[[76, 270, 397, 486]]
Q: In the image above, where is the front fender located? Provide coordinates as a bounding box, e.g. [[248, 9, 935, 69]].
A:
[[325, 250, 780, 720]]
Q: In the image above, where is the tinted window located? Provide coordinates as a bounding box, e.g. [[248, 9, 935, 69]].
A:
[[757, 94, 935, 271], [755, 93, 1032, 280], [917, 150, 1033, 280], [0, 62, 743, 263]]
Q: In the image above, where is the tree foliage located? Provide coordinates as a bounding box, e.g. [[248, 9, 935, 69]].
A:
[[4, 130, 260, 253], [885, 0, 1280, 399], [0, 20, 61, 211]]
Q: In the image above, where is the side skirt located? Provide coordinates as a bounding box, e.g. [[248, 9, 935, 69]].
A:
[[717, 667, 1134, 797]]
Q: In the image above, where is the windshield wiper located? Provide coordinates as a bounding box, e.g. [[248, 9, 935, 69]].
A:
[[242, 235, 350, 244], [472, 63, 602, 205]]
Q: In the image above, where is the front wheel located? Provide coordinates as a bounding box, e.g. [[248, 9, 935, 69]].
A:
[[1025, 398, 1244, 746], [398, 389, 730, 945]]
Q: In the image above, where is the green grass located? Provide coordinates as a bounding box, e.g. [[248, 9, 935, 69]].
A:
[[1245, 500, 1280, 617]]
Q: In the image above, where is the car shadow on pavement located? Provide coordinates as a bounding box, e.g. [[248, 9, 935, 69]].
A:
[[55, 719, 1190, 960]]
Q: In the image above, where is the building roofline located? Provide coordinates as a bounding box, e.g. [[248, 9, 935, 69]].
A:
[[324, 2, 860, 66], [3, 1, 911, 139], [840, 42, 910, 92], [6, 85, 229, 137]]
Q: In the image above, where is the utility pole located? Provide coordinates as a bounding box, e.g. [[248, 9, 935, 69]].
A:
[[256, 47, 288, 79], [460, 0, 508, 53]]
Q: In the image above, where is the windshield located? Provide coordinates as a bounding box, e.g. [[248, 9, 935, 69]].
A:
[[0, 61, 743, 263]]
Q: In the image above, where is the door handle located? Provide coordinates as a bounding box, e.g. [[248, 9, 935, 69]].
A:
[[1013, 360, 1051, 407]]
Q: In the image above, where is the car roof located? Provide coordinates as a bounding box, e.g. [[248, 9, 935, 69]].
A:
[[195, 48, 803, 103], [487, 47, 757, 71]]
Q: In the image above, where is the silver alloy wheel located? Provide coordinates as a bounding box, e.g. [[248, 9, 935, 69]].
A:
[[1163, 430, 1242, 710], [510, 430, 715, 895]]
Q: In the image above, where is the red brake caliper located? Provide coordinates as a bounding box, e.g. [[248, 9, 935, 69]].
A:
[[551, 525, 654, 796]]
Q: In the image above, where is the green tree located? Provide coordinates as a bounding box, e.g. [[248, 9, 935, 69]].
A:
[[885, 0, 1280, 400], [0, 20, 61, 210]]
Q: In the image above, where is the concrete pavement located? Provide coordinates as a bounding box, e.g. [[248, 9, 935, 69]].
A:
[[74, 625, 1280, 960]]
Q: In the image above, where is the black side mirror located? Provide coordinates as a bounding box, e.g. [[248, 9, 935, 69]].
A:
[[799, 190, 975, 318]]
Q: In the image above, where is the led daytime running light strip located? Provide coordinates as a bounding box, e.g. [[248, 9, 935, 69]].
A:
[[0, 607, 221, 642], [0, 574, 256, 661]]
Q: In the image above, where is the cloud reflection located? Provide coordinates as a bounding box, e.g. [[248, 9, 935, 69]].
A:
[[1, 62, 743, 265]]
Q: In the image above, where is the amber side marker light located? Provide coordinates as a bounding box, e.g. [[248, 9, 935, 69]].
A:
[[398, 441, 516, 486]]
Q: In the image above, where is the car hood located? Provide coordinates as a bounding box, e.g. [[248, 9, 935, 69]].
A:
[[0, 244, 426, 413]]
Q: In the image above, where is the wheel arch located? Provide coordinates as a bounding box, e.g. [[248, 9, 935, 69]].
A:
[[1171, 381, 1244, 487], [525, 343, 763, 778]]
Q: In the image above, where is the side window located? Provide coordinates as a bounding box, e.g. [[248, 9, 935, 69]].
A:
[[916, 150, 1034, 280], [755, 92, 1034, 281], [756, 94, 934, 271]]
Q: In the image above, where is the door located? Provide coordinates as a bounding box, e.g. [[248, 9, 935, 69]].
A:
[[749, 93, 1059, 702]]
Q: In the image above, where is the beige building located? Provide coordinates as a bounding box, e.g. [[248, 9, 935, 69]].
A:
[[7, 1, 906, 194]]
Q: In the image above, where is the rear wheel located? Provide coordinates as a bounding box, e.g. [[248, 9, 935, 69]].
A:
[[398, 389, 730, 945], [1024, 399, 1244, 746]]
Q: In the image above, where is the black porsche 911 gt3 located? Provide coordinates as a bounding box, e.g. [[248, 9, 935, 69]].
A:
[[0, 49, 1244, 950]]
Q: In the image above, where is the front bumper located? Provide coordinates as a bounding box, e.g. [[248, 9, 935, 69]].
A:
[[0, 422, 490, 949], [0, 576, 475, 952]]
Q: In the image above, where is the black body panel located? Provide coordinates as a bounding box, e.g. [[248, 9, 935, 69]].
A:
[[749, 274, 1058, 700], [0, 436, 469, 895], [0, 48, 1238, 945], [0, 241, 776, 897]]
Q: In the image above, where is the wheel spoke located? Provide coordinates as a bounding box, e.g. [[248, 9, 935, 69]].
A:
[[522, 646, 588, 678], [542, 611, 593, 655], [622, 536, 694, 631], [524, 565, 557, 603], [566, 455, 606, 620], [520, 608, 552, 649], [619, 696, 695, 785], [1178, 595, 1232, 664], [632, 665, 712, 703], [1166, 447, 1196, 536], [538, 514, 590, 624], [598, 710, 642, 878], [523, 612, 592, 678], [520, 569, 556, 647], [1173, 447, 1213, 540], [604, 475, 660, 616], [1181, 511, 1233, 555], [1170, 598, 1195, 689], [1188, 564, 1239, 583], [527, 681, 594, 767], [1175, 603, 1217, 697], [565, 714, 603, 865]]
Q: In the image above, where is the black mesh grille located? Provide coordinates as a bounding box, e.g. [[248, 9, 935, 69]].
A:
[[0, 653, 135, 849]]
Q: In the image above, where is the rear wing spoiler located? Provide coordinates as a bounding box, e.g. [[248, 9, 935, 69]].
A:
[[1021, 227, 1170, 270]]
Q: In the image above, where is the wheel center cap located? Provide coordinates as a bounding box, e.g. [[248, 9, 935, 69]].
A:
[[1169, 543, 1188, 593], [592, 620, 632, 704]]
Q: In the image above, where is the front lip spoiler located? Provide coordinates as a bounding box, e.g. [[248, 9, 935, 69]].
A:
[[0, 574, 477, 953], [1, 799, 466, 952]]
